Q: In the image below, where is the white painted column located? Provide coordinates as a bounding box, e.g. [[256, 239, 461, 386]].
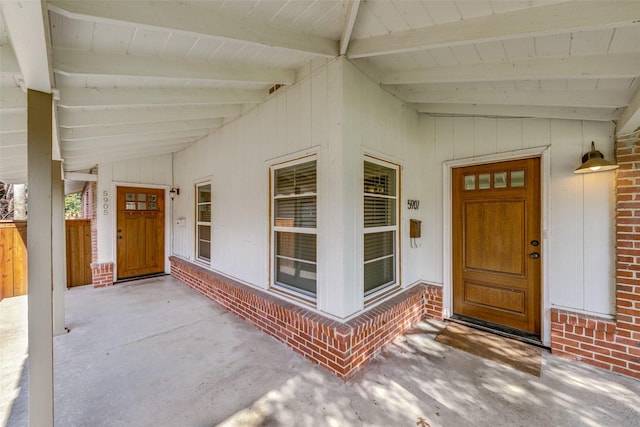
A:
[[13, 184, 27, 220], [27, 89, 54, 427], [52, 160, 67, 336]]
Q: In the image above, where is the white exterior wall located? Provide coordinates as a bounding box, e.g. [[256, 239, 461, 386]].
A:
[[96, 154, 173, 273], [169, 57, 617, 320]]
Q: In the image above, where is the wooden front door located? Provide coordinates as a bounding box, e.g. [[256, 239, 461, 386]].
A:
[[452, 158, 541, 335], [116, 187, 165, 280]]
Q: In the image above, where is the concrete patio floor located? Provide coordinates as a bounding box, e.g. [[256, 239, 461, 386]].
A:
[[1, 276, 639, 427]]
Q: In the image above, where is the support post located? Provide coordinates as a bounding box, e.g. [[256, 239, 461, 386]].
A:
[[52, 160, 67, 336], [27, 89, 54, 426]]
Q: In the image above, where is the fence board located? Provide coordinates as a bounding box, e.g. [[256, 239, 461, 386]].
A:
[[0, 221, 28, 300]]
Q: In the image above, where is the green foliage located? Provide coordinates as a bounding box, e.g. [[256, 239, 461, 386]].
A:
[[65, 192, 82, 218]]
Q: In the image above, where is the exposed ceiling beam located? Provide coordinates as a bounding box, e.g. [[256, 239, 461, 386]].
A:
[[48, 0, 338, 58], [348, 1, 640, 58], [60, 119, 223, 141], [57, 88, 266, 109], [62, 128, 210, 149], [378, 52, 640, 85], [340, 0, 361, 56], [57, 105, 243, 128], [64, 172, 97, 182], [617, 87, 640, 135], [394, 88, 631, 108], [2, 0, 52, 92], [53, 48, 296, 85], [0, 45, 21, 75], [411, 103, 622, 122]]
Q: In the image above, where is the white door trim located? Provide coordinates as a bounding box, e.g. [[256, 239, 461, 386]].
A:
[[442, 146, 552, 345]]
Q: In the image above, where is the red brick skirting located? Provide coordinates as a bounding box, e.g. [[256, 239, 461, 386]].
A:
[[170, 256, 443, 380], [550, 134, 640, 380], [91, 262, 114, 288]]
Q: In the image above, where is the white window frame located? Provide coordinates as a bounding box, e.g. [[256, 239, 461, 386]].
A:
[[195, 181, 211, 263], [363, 156, 400, 300], [270, 156, 317, 301]]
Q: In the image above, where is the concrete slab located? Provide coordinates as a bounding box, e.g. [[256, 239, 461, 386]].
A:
[[1, 276, 639, 426]]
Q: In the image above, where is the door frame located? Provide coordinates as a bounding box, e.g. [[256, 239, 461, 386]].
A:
[[442, 146, 551, 345], [111, 182, 171, 281]]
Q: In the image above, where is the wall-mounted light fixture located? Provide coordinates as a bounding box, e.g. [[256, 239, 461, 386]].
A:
[[169, 187, 180, 199], [574, 141, 619, 174]]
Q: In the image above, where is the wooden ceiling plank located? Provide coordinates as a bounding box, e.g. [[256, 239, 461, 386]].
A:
[[348, 1, 640, 58], [48, 0, 338, 57], [53, 48, 296, 85], [61, 128, 210, 148]]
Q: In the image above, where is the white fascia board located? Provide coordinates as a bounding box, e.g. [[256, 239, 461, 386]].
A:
[[53, 48, 296, 85], [48, 0, 338, 57], [348, 1, 640, 58]]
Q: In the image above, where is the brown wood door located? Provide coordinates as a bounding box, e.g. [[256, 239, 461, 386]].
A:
[[65, 219, 92, 287], [116, 187, 165, 280], [452, 158, 541, 335]]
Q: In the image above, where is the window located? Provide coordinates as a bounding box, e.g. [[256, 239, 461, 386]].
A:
[[272, 158, 317, 298], [363, 159, 399, 296], [196, 182, 211, 262]]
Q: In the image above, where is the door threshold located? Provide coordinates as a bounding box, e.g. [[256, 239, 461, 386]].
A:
[[115, 272, 167, 284], [449, 315, 547, 349]]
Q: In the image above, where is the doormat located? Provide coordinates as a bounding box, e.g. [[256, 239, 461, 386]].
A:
[[435, 322, 543, 376]]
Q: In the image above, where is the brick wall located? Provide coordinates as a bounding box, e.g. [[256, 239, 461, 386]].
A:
[[170, 256, 443, 380], [550, 132, 640, 380], [91, 262, 113, 288]]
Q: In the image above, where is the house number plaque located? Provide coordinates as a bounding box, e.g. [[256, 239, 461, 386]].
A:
[[103, 190, 109, 215], [407, 199, 420, 210]]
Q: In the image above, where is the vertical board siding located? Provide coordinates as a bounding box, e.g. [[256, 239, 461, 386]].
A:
[[65, 219, 92, 287], [168, 57, 616, 319]]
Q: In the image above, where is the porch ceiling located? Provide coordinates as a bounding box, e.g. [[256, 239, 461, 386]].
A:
[[1, 0, 640, 184]]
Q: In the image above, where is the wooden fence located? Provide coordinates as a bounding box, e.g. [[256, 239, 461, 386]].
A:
[[0, 221, 27, 301], [66, 219, 92, 287]]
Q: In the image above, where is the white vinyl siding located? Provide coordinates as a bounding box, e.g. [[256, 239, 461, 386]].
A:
[[272, 158, 317, 299], [363, 159, 399, 296], [196, 182, 211, 262]]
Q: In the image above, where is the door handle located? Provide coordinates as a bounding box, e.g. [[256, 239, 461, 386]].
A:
[[529, 252, 540, 259]]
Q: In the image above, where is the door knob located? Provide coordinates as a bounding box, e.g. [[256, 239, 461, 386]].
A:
[[529, 252, 540, 259]]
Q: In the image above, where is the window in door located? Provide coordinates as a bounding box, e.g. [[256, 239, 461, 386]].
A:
[[271, 158, 317, 299], [196, 182, 211, 262], [364, 158, 399, 297]]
